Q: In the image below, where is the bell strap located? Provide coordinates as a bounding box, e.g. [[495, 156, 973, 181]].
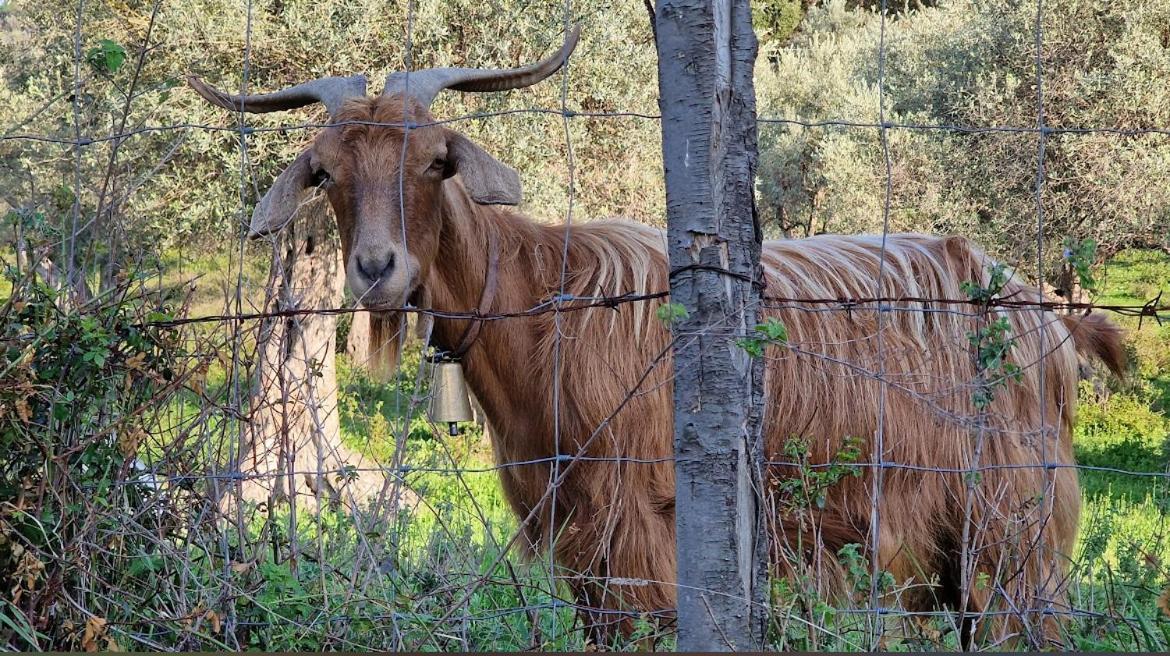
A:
[[448, 229, 500, 360]]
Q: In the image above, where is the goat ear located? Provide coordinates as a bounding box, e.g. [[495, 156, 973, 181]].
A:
[[446, 131, 522, 206], [248, 150, 315, 239]]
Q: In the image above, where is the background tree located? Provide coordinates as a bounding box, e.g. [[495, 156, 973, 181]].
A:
[[755, 0, 1170, 289], [241, 196, 381, 505]]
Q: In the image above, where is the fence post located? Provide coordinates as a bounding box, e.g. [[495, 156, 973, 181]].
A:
[[654, 0, 767, 650]]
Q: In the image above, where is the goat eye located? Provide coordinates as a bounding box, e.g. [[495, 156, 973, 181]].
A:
[[310, 168, 332, 187], [430, 158, 447, 172]]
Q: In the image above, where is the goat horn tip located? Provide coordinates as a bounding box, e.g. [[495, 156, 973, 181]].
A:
[[186, 76, 218, 98], [564, 24, 582, 48]]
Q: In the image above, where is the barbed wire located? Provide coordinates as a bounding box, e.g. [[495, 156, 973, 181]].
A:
[[111, 460, 1170, 489], [121, 290, 1167, 330]]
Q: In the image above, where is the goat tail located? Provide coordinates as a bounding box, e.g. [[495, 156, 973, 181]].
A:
[[1061, 312, 1127, 377]]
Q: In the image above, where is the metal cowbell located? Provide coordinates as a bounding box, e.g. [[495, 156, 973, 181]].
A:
[[429, 360, 474, 436]]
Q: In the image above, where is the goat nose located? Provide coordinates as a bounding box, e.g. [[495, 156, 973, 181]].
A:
[[356, 251, 395, 282]]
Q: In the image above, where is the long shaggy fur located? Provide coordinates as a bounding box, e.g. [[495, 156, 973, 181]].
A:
[[399, 186, 1125, 646], [283, 89, 1121, 646], [204, 64, 1127, 649]]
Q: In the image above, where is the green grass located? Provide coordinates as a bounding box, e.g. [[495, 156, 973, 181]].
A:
[[1065, 249, 1170, 648], [1075, 248, 1170, 528], [1096, 249, 1170, 308], [197, 351, 592, 650], [157, 247, 270, 319]]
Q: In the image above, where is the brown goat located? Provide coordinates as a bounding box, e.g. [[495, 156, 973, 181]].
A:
[[190, 31, 1126, 648]]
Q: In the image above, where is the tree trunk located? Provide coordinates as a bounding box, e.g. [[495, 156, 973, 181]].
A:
[[656, 0, 767, 650], [346, 311, 371, 362], [1055, 262, 1086, 308], [242, 195, 382, 507]]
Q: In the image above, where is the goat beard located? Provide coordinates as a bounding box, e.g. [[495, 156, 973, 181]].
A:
[[365, 287, 431, 382], [366, 312, 404, 381]]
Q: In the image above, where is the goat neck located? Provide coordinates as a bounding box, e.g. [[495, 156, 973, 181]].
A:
[[422, 184, 553, 449]]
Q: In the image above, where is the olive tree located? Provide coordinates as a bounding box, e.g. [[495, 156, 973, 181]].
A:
[[756, 0, 1170, 292]]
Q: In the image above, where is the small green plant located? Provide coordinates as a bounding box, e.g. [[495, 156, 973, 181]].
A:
[[961, 265, 1022, 409], [1064, 237, 1100, 294], [737, 317, 789, 358], [967, 316, 1022, 409], [838, 542, 896, 596], [655, 301, 688, 324], [774, 435, 863, 511], [960, 262, 1010, 304], [85, 39, 126, 74]]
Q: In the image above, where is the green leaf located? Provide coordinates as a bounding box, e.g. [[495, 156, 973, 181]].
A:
[[1063, 237, 1099, 293], [755, 317, 788, 344], [87, 39, 126, 74], [0, 600, 47, 650], [127, 555, 164, 577], [655, 302, 688, 324], [735, 337, 765, 358]]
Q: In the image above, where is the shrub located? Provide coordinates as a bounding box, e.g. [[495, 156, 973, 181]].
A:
[[0, 261, 201, 648]]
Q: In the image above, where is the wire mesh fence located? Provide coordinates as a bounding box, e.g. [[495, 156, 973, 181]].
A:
[[2, 0, 1169, 651]]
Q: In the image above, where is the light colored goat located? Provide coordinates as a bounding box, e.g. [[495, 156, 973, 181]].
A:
[[190, 28, 1124, 647]]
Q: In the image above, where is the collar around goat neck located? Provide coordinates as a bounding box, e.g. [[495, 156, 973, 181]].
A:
[[447, 229, 500, 360]]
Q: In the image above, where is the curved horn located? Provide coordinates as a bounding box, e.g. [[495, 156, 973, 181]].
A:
[[383, 25, 581, 107], [187, 74, 368, 118]]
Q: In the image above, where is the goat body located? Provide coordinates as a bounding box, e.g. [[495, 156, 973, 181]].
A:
[[190, 44, 1123, 642], [399, 184, 1124, 645]]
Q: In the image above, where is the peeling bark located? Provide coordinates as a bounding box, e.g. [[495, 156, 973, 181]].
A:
[[656, 0, 767, 649]]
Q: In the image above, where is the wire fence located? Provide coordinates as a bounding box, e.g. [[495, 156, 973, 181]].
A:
[[2, 0, 1170, 651]]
